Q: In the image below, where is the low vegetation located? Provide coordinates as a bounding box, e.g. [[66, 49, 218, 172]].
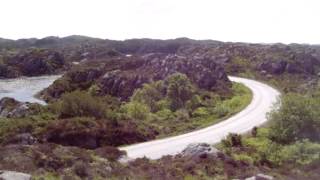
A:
[[0, 72, 253, 179], [122, 73, 252, 137], [218, 92, 320, 179], [0, 73, 251, 147]]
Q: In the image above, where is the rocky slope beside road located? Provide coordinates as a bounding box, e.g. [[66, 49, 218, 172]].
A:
[[41, 53, 231, 101]]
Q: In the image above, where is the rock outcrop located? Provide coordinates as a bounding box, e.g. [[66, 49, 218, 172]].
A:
[[42, 53, 231, 101], [3, 133, 37, 146], [40, 68, 103, 101], [0, 97, 39, 118], [181, 143, 220, 158], [0, 49, 65, 78], [98, 54, 231, 100]]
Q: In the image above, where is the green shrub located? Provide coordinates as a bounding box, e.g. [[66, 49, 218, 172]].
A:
[[0, 115, 54, 144], [52, 91, 109, 119], [167, 73, 195, 111], [122, 102, 150, 120], [222, 96, 242, 112], [221, 133, 243, 148], [268, 93, 320, 143], [155, 109, 174, 121], [155, 99, 170, 111], [131, 81, 165, 112], [174, 109, 190, 122], [186, 95, 202, 111], [278, 140, 320, 166], [233, 154, 254, 164], [213, 104, 230, 118], [232, 82, 250, 95], [192, 107, 209, 117], [88, 84, 101, 96]]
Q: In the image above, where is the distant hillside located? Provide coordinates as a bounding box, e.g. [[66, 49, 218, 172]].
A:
[[0, 36, 319, 93]]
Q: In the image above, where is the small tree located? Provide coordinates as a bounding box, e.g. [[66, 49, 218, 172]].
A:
[[131, 81, 165, 112], [122, 101, 150, 120], [54, 91, 107, 119], [166, 73, 194, 111], [268, 93, 320, 143]]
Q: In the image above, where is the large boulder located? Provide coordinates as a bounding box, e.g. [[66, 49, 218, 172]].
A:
[[181, 143, 220, 158], [0, 98, 39, 118]]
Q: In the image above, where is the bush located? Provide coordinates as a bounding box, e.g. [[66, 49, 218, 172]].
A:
[[174, 109, 190, 122], [88, 84, 101, 96], [263, 140, 320, 166], [233, 154, 254, 164], [192, 107, 209, 117], [268, 93, 320, 143], [213, 104, 230, 118], [221, 133, 243, 148], [122, 102, 151, 120], [278, 140, 320, 166], [186, 95, 202, 111], [167, 73, 195, 111], [155, 99, 170, 111], [155, 108, 174, 121], [131, 81, 165, 112], [52, 91, 109, 119]]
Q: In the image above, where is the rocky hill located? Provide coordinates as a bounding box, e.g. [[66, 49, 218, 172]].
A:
[[41, 53, 231, 101], [0, 49, 65, 78], [1, 36, 319, 83]]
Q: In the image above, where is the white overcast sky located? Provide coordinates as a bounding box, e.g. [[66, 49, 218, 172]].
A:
[[0, 0, 319, 44]]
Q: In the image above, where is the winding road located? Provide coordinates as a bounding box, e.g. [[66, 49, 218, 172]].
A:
[[0, 75, 280, 160], [120, 76, 280, 160]]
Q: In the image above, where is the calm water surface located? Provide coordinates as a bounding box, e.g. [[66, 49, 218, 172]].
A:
[[0, 75, 61, 105]]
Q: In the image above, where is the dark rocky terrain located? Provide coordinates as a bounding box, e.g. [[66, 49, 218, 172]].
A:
[[1, 36, 319, 92], [0, 49, 65, 78], [0, 97, 41, 118], [41, 53, 231, 102]]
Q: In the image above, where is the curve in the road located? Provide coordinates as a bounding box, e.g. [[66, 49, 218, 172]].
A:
[[120, 76, 280, 160]]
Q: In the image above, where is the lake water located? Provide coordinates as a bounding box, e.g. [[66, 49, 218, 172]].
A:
[[0, 75, 61, 105]]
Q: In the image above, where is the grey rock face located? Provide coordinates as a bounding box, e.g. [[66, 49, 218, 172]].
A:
[[98, 54, 231, 100], [257, 61, 287, 75], [4, 133, 37, 145], [0, 97, 38, 118], [0, 171, 31, 180]]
